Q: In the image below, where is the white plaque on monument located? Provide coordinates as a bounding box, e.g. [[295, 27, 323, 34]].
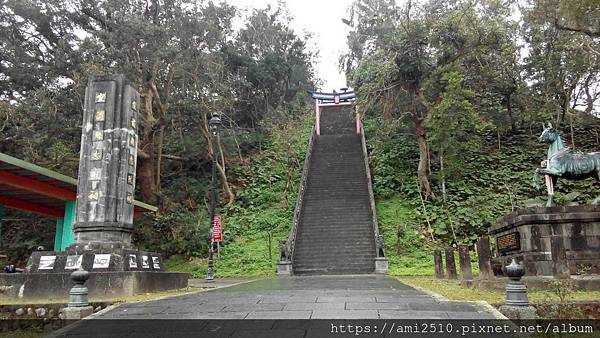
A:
[[65, 255, 83, 270], [93, 254, 111, 269], [152, 257, 160, 269], [142, 255, 149, 268], [129, 254, 138, 268], [38, 256, 56, 270]]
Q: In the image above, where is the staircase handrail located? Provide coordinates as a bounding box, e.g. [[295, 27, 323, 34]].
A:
[[287, 126, 316, 263], [359, 122, 382, 254]]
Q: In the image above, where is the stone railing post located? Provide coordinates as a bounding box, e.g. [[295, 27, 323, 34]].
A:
[[476, 236, 493, 280], [433, 249, 444, 279], [458, 245, 473, 283], [445, 248, 458, 279]]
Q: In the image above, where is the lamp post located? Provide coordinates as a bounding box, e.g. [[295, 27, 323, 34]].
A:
[[206, 112, 221, 282]]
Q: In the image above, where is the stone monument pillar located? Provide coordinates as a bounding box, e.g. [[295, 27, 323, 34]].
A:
[[19, 75, 188, 300], [71, 75, 139, 250]]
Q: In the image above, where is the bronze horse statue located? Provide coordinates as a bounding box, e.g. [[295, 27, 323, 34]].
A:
[[533, 123, 600, 207]]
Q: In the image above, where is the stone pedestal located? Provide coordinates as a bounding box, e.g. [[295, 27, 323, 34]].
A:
[[445, 248, 458, 279], [374, 257, 388, 274], [500, 259, 537, 319], [433, 249, 444, 279], [61, 306, 94, 320], [277, 261, 292, 275], [489, 206, 600, 276], [498, 304, 537, 320]]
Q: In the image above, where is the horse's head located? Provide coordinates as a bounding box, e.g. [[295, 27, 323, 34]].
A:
[[539, 122, 559, 144]]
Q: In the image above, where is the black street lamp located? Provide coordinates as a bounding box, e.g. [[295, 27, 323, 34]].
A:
[[206, 112, 221, 282]]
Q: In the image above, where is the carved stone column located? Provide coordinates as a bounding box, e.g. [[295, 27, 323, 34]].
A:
[[71, 75, 140, 250]]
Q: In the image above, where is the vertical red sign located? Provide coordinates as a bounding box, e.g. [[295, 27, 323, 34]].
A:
[[212, 216, 222, 242]]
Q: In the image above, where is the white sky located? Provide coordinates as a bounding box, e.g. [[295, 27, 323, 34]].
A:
[[224, 0, 353, 92]]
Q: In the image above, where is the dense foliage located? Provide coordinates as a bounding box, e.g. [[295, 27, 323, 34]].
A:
[[343, 0, 600, 260]]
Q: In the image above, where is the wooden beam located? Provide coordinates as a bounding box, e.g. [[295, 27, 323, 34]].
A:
[[0, 153, 77, 185], [0, 170, 76, 201], [0, 196, 63, 218]]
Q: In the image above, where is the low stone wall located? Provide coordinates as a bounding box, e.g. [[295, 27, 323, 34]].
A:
[[494, 301, 600, 319], [0, 302, 111, 332], [0, 271, 188, 301], [0, 302, 109, 319]]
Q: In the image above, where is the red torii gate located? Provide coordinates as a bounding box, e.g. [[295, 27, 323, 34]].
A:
[[307, 89, 359, 135]]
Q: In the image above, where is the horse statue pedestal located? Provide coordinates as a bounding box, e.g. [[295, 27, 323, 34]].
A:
[[488, 206, 600, 277]]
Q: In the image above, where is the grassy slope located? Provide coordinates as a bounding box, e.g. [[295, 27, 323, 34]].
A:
[[166, 113, 313, 278]]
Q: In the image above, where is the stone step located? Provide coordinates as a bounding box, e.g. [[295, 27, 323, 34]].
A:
[[293, 268, 374, 275], [291, 107, 377, 275], [293, 249, 375, 258]]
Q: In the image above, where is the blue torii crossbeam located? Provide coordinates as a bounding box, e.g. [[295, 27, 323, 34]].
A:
[[306, 89, 356, 103]]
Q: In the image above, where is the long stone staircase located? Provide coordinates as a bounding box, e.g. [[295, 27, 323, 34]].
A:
[[290, 106, 377, 275]]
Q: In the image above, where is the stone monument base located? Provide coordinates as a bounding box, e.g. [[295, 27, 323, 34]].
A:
[[277, 261, 292, 275], [0, 249, 188, 301], [489, 206, 600, 276], [0, 271, 187, 301]]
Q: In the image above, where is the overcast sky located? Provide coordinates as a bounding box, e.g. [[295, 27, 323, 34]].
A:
[[225, 0, 353, 92]]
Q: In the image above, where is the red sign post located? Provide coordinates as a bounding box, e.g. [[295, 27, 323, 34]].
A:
[[212, 216, 222, 242]]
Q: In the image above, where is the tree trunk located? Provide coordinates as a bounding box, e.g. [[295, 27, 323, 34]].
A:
[[415, 117, 432, 199], [137, 129, 157, 203], [200, 113, 235, 206], [155, 124, 165, 190], [440, 146, 446, 203], [137, 87, 159, 204], [506, 93, 515, 131], [217, 141, 235, 206]]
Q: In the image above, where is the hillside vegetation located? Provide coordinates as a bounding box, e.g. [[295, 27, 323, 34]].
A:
[[1, 0, 600, 278]]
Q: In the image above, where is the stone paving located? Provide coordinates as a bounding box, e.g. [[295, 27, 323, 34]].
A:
[[94, 275, 493, 320], [50, 275, 502, 337]]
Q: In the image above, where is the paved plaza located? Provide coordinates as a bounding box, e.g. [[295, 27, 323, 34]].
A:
[[99, 275, 494, 320], [50, 275, 500, 337]]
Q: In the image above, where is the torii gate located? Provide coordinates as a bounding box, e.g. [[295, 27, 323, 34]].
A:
[[306, 89, 360, 135]]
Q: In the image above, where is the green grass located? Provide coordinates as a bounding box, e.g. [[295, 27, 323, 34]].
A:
[[163, 116, 314, 278], [398, 276, 600, 304]]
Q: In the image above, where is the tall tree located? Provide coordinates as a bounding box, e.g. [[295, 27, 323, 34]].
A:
[[345, 0, 510, 198]]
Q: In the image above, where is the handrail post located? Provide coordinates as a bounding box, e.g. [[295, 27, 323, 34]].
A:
[[281, 127, 316, 275], [315, 100, 320, 135]]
